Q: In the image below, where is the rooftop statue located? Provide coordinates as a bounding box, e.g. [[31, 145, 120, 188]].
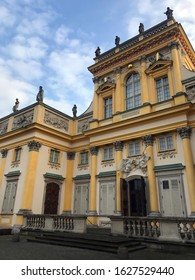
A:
[[115, 36, 120, 47], [36, 86, 44, 102], [95, 46, 101, 57], [13, 98, 19, 113], [72, 104, 77, 118], [139, 23, 144, 34], [164, 7, 173, 19]]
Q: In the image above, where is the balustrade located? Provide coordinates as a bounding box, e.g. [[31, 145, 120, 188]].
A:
[[23, 214, 86, 233]]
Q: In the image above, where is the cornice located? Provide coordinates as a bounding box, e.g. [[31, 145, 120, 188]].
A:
[[88, 26, 179, 76]]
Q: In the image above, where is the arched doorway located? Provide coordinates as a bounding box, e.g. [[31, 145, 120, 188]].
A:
[[44, 182, 60, 214], [121, 176, 147, 216]]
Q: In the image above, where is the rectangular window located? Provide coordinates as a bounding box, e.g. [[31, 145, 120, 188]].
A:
[[2, 181, 17, 214], [49, 149, 60, 163], [159, 135, 174, 152], [80, 152, 88, 165], [104, 97, 112, 119], [103, 147, 113, 161], [129, 142, 141, 156], [156, 76, 170, 102]]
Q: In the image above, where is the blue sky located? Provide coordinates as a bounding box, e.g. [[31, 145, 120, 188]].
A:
[[0, 0, 195, 118]]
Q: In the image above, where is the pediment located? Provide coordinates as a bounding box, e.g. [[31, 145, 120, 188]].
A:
[[97, 82, 115, 93], [145, 60, 173, 75]]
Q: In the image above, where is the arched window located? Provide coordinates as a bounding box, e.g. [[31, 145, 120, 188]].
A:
[[125, 73, 141, 110]]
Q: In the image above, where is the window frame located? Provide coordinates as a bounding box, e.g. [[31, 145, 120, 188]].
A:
[[128, 141, 141, 157], [104, 96, 112, 119], [103, 146, 114, 161], [49, 149, 60, 164], [155, 75, 170, 103], [80, 151, 89, 165], [158, 134, 174, 152], [125, 72, 141, 110]]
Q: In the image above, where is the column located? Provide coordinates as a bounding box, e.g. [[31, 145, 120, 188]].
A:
[[170, 42, 183, 93], [178, 127, 195, 215], [88, 146, 98, 223], [63, 152, 75, 214], [114, 67, 122, 114], [90, 77, 99, 129], [0, 149, 8, 192], [143, 135, 160, 215], [140, 56, 151, 114], [18, 141, 41, 214], [114, 141, 124, 215]]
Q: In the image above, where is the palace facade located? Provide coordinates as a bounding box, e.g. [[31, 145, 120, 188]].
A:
[[0, 9, 195, 229]]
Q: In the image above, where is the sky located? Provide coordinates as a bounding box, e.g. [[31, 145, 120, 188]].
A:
[[0, 0, 195, 118]]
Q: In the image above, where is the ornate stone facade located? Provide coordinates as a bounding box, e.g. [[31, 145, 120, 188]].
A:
[[28, 141, 42, 152], [119, 154, 150, 174], [67, 152, 76, 160], [12, 110, 34, 130], [143, 134, 155, 146], [1, 149, 8, 158], [90, 146, 99, 155], [44, 110, 69, 131], [186, 84, 195, 101], [77, 116, 93, 133], [0, 120, 8, 135], [177, 126, 192, 139], [113, 141, 124, 151]]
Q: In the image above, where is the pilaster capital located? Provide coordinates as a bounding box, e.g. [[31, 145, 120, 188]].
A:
[[113, 141, 124, 151], [28, 140, 42, 152], [90, 146, 99, 155], [67, 151, 76, 160], [177, 126, 192, 139], [114, 66, 121, 75], [168, 41, 180, 50], [1, 149, 8, 158], [143, 134, 155, 146]]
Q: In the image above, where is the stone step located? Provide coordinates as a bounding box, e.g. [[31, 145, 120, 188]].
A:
[[27, 231, 146, 254]]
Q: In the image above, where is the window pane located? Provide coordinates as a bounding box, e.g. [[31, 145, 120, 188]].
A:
[[104, 97, 112, 118], [166, 136, 173, 150], [159, 138, 166, 151], [126, 73, 141, 109], [156, 76, 170, 102]]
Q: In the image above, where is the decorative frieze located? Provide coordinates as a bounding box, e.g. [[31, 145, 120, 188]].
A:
[[143, 135, 155, 146], [90, 146, 99, 156], [0, 120, 8, 134], [44, 110, 69, 131], [77, 116, 93, 133], [113, 141, 124, 151], [120, 154, 150, 174], [186, 84, 195, 101], [177, 127, 192, 139], [1, 149, 8, 158], [12, 110, 34, 130], [158, 150, 177, 160], [28, 141, 42, 152]]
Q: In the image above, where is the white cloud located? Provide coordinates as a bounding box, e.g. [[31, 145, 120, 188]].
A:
[[0, 71, 36, 117], [6, 36, 48, 61]]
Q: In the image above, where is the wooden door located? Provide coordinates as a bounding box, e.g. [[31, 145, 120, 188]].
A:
[[121, 178, 147, 216], [44, 183, 60, 214]]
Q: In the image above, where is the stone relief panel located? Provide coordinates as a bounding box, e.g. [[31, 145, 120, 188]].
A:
[[0, 120, 8, 134], [119, 154, 150, 175], [77, 116, 93, 133], [12, 110, 34, 130], [44, 110, 69, 132], [186, 84, 195, 102]]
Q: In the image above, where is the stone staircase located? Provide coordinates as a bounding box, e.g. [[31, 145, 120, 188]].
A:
[[26, 227, 146, 255]]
